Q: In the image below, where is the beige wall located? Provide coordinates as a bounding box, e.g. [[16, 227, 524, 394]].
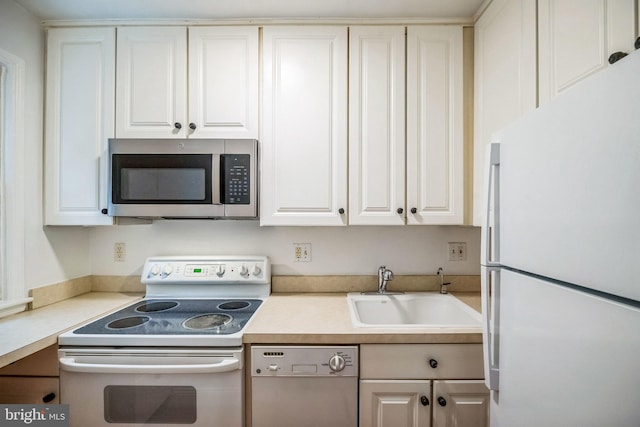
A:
[[0, 0, 92, 294]]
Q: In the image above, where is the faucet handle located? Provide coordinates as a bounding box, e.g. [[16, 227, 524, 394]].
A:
[[383, 269, 394, 281]]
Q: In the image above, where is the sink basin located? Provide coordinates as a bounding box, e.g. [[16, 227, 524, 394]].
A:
[[347, 292, 481, 328]]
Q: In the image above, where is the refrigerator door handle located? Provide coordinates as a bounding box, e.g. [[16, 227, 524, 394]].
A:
[[481, 266, 500, 391], [481, 143, 501, 267]]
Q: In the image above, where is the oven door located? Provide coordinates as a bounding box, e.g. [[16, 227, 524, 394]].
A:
[[59, 348, 243, 427]]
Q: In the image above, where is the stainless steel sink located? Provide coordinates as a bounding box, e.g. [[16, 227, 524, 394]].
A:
[[347, 292, 481, 328]]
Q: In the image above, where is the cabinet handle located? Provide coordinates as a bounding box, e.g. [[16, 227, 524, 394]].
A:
[[437, 396, 447, 407], [411, 207, 417, 214], [608, 51, 628, 64], [189, 123, 197, 130], [42, 392, 56, 403], [420, 395, 430, 406], [174, 122, 182, 130], [338, 208, 345, 215], [101, 209, 108, 215], [635, 37, 640, 50], [428, 358, 438, 369], [397, 208, 404, 214]]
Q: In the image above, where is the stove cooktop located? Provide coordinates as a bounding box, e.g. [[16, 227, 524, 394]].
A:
[[72, 299, 263, 336], [59, 255, 271, 348]]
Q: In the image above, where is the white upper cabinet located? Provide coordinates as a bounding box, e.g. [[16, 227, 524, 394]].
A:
[[188, 27, 258, 138], [349, 26, 406, 225], [472, 0, 537, 226], [260, 26, 348, 226], [116, 26, 258, 139], [407, 26, 465, 225], [116, 26, 187, 138], [538, 0, 637, 105], [45, 27, 115, 225]]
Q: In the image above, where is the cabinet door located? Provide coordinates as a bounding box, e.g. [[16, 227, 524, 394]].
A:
[[432, 380, 489, 427], [538, 0, 636, 105], [360, 380, 431, 427], [116, 27, 187, 138], [472, 0, 537, 226], [188, 27, 258, 139], [44, 27, 115, 225], [348, 26, 405, 225], [406, 26, 464, 225], [261, 26, 348, 226]]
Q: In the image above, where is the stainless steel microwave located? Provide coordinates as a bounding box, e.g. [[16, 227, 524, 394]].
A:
[[107, 139, 258, 219]]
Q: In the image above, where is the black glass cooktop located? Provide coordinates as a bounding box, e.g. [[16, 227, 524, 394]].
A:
[[73, 299, 263, 336]]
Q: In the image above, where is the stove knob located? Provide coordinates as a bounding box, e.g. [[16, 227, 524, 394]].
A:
[[162, 264, 173, 277], [216, 265, 226, 277], [239, 265, 249, 277], [149, 264, 161, 277], [251, 264, 262, 276], [329, 354, 346, 372]]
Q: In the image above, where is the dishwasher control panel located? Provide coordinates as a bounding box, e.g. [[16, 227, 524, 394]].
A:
[[251, 346, 358, 377]]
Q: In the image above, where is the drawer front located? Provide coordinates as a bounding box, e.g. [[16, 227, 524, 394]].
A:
[[360, 344, 483, 379], [0, 377, 59, 404]]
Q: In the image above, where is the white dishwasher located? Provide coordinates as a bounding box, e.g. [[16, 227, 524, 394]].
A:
[[251, 346, 358, 427]]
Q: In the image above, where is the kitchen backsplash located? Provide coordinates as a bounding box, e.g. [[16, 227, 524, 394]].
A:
[[88, 221, 480, 277]]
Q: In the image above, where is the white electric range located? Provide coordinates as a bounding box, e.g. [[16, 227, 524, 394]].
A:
[[58, 255, 270, 427]]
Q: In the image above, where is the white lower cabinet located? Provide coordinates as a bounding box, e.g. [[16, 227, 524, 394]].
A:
[[432, 380, 490, 427], [360, 380, 431, 427], [359, 344, 489, 427]]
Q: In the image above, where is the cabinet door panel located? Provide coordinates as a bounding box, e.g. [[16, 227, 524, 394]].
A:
[[45, 27, 115, 225], [538, 0, 636, 104], [407, 26, 464, 225], [188, 27, 258, 139], [472, 0, 537, 226], [349, 26, 405, 225], [433, 380, 490, 427], [116, 27, 187, 138], [261, 27, 347, 225], [360, 380, 431, 427]]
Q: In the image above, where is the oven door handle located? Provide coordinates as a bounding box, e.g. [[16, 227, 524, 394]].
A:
[[59, 357, 240, 374]]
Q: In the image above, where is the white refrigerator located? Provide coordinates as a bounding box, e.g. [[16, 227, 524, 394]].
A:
[[481, 49, 640, 426]]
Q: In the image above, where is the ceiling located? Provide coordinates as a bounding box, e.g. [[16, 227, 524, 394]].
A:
[[13, 0, 486, 22]]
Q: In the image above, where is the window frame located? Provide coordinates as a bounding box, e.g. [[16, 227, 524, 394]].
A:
[[0, 48, 29, 318]]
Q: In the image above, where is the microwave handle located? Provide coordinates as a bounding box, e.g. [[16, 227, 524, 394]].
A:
[[212, 154, 221, 205]]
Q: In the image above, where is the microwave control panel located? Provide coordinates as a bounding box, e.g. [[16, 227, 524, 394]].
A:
[[221, 154, 250, 204]]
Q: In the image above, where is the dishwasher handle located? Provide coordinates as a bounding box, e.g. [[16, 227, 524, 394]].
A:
[[59, 357, 240, 374]]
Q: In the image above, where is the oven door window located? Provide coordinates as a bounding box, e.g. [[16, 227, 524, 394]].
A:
[[112, 154, 212, 204], [104, 385, 196, 424]]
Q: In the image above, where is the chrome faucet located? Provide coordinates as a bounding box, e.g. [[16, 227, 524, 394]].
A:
[[378, 266, 394, 294], [437, 267, 450, 294]]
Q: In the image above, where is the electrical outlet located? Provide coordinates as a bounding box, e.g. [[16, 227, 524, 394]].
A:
[[293, 243, 311, 262], [448, 242, 466, 262], [114, 242, 126, 262]]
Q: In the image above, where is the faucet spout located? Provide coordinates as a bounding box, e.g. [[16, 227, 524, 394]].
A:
[[381, 269, 393, 293], [437, 267, 450, 294]]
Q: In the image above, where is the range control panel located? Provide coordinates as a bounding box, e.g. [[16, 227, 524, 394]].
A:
[[251, 346, 358, 377], [141, 256, 270, 285]]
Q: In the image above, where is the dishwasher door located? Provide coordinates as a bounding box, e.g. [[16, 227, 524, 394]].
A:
[[251, 346, 358, 427]]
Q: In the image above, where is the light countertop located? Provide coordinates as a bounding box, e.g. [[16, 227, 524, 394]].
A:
[[0, 289, 481, 368], [0, 292, 142, 368], [243, 292, 482, 345]]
